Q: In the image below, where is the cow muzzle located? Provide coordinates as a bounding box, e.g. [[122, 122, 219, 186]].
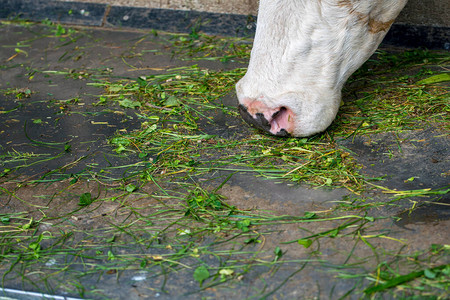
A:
[[238, 104, 293, 137]]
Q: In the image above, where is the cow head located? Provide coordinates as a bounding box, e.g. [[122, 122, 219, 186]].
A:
[[236, 0, 407, 137]]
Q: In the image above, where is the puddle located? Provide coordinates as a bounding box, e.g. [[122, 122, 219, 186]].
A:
[[0, 91, 144, 178], [338, 128, 449, 191], [338, 128, 450, 221], [395, 197, 450, 227]]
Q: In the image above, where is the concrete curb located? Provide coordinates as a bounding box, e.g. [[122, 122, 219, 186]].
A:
[[0, 0, 448, 49]]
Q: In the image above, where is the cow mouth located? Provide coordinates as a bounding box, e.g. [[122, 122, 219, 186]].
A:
[[239, 104, 293, 137]]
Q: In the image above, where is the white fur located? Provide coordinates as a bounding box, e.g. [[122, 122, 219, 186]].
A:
[[236, 0, 408, 137]]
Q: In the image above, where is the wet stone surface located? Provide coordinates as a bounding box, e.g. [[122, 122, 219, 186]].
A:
[[0, 22, 449, 299], [339, 128, 450, 217]]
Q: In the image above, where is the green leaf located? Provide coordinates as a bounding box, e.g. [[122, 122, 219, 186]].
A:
[[404, 176, 416, 182], [15, 48, 28, 57], [106, 235, 116, 243], [125, 184, 137, 193], [364, 265, 448, 294], [299, 138, 308, 144], [417, 73, 450, 85], [110, 137, 131, 146], [29, 234, 43, 252], [79, 192, 93, 206], [297, 239, 313, 248], [274, 246, 283, 262], [110, 137, 130, 153], [140, 259, 147, 269], [244, 237, 260, 244], [107, 250, 115, 261], [141, 124, 157, 136], [118, 98, 141, 109], [93, 96, 107, 106], [1, 168, 11, 177], [443, 265, 450, 276], [424, 268, 436, 279], [114, 144, 126, 153], [137, 76, 147, 87], [236, 219, 251, 232], [328, 228, 339, 238], [108, 85, 123, 92], [193, 265, 210, 286], [22, 218, 33, 230], [138, 152, 148, 159], [365, 270, 423, 294], [430, 244, 443, 253], [163, 95, 180, 107], [303, 212, 316, 219], [29, 242, 40, 251], [219, 269, 234, 276]]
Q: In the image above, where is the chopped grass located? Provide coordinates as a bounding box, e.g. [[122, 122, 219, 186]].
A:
[[167, 30, 252, 63], [0, 20, 449, 299]]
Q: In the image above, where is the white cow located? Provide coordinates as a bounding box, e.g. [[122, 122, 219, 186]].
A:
[[236, 0, 408, 137]]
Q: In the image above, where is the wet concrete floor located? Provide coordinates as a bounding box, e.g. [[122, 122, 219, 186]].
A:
[[0, 23, 449, 299]]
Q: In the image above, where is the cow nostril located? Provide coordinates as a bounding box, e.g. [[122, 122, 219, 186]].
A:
[[275, 128, 290, 137], [271, 110, 280, 119], [271, 107, 286, 119], [238, 104, 271, 132]]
